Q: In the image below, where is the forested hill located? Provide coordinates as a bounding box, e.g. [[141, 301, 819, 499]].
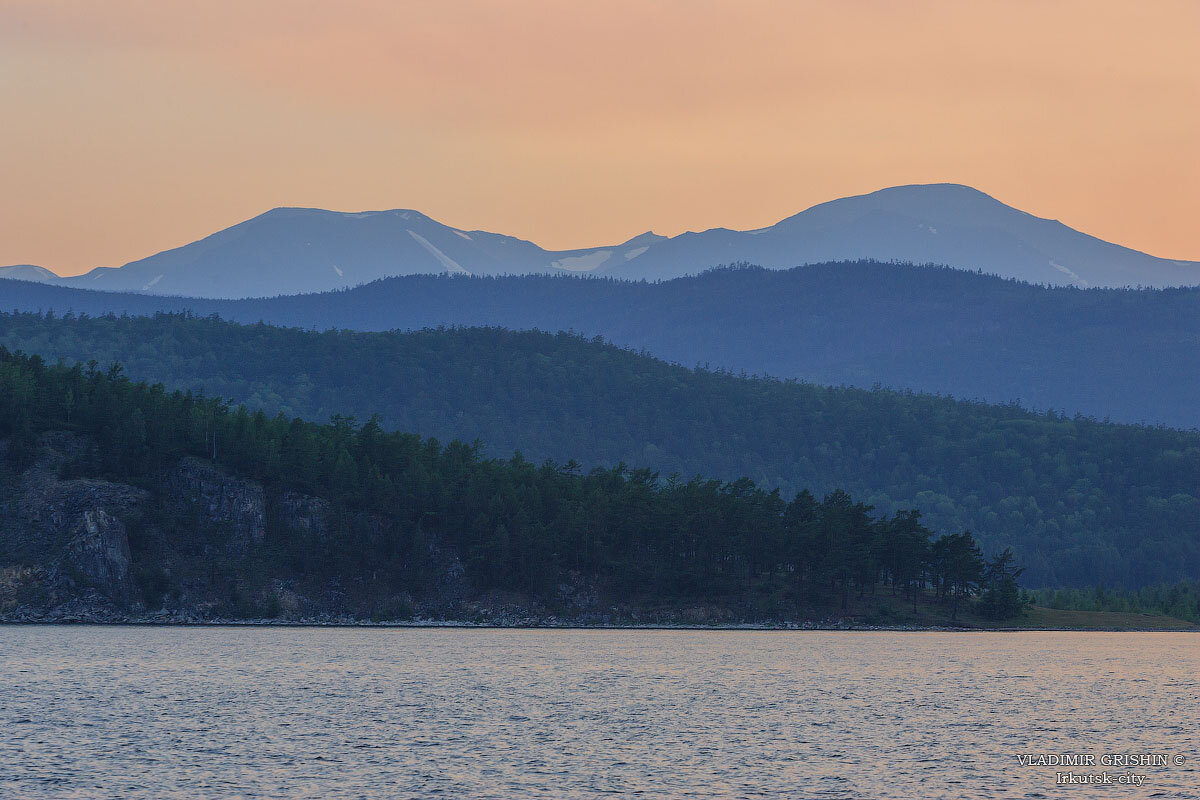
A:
[[5, 347, 1024, 623], [3, 262, 1197, 427], [1, 311, 1197, 589]]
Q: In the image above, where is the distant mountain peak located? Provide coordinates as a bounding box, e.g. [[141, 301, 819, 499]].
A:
[[620, 231, 669, 247], [0, 264, 60, 282], [598, 183, 1198, 288], [262, 206, 430, 221]]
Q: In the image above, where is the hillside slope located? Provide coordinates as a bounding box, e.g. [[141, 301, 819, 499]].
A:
[[3, 263, 1197, 427], [0, 349, 996, 624], [1, 312, 1196, 589]]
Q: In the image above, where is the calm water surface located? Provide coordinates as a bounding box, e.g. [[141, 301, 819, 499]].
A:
[[1, 627, 1196, 799]]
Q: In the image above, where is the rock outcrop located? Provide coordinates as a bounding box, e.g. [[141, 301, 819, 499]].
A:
[[6, 433, 148, 605], [62, 505, 139, 603], [166, 457, 265, 546], [279, 491, 331, 539]]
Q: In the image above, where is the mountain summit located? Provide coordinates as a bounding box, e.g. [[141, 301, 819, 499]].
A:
[[0, 265, 59, 282], [598, 184, 1200, 287], [46, 208, 570, 299], [8, 185, 1198, 298]]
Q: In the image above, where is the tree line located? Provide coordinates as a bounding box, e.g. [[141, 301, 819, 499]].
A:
[[1026, 581, 1200, 623]]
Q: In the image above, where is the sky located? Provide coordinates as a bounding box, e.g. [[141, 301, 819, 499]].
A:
[[1, 0, 1197, 276]]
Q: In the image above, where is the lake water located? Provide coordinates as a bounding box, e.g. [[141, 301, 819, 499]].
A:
[[1, 627, 1196, 799]]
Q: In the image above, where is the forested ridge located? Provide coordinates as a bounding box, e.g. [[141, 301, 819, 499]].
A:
[[0, 311, 1196, 588], [0, 347, 1020, 620], [4, 261, 1197, 426]]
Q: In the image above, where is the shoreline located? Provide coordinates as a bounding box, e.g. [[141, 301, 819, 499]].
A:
[[5, 598, 1194, 633], [1, 617, 1195, 633]]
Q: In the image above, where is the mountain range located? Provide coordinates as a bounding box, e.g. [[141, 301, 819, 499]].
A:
[[4, 184, 1198, 298], [2, 262, 1197, 428]]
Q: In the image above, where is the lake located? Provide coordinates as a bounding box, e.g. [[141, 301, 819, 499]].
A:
[[1, 627, 1196, 798]]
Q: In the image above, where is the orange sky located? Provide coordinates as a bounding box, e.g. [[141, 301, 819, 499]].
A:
[[1, 0, 1198, 275]]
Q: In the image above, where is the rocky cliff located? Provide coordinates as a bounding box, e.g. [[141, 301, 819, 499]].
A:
[[1, 432, 358, 621], [0, 432, 485, 623], [1, 432, 147, 610], [167, 456, 267, 548]]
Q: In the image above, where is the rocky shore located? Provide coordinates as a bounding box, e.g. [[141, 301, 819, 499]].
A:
[[4, 601, 1194, 632], [0, 592, 867, 629], [0, 608, 968, 630]]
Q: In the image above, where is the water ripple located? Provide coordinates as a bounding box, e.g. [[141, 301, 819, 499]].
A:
[[0, 628, 1196, 798]]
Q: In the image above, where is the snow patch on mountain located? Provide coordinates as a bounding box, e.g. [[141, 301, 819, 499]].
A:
[[1050, 260, 1089, 287], [551, 251, 613, 271], [407, 230, 470, 275]]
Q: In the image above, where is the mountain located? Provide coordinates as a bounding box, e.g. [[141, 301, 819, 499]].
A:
[[44, 208, 618, 299], [2, 262, 1197, 428], [15, 208, 664, 299], [0, 265, 58, 282], [598, 184, 1200, 287], [2, 311, 1197, 589], [7, 185, 1197, 297]]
